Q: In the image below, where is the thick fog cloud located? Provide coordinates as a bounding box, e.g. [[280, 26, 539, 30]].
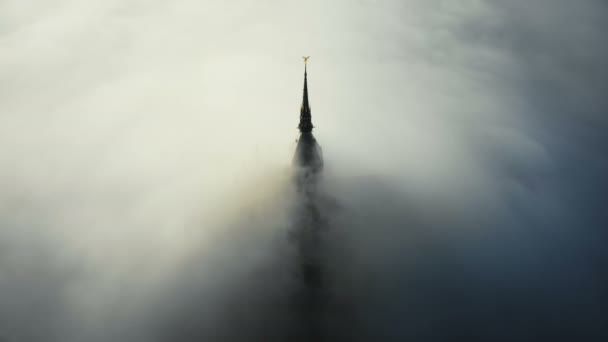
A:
[[1, 0, 607, 341]]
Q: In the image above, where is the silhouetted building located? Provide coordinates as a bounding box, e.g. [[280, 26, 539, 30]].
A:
[[298, 62, 313, 133], [294, 61, 323, 172]]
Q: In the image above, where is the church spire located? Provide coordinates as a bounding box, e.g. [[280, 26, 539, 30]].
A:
[[298, 57, 313, 133]]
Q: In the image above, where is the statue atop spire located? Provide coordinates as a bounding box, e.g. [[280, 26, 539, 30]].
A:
[[298, 57, 313, 133]]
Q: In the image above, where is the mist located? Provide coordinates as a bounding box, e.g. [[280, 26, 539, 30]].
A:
[[1, 0, 607, 341]]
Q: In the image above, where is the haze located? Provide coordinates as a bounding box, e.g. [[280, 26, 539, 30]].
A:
[[1, 1, 607, 341]]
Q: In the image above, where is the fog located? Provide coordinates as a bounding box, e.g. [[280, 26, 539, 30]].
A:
[[1, 0, 607, 341]]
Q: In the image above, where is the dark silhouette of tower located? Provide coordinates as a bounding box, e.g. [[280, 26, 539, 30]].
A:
[[298, 61, 314, 133], [294, 59, 322, 172], [291, 58, 354, 342]]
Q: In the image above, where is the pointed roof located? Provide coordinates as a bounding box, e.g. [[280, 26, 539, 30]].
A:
[[298, 58, 313, 133]]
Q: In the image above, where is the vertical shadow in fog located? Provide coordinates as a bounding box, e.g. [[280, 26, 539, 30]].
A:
[[288, 134, 358, 341], [290, 131, 326, 341]]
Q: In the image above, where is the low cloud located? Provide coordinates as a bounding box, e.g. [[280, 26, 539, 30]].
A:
[[1, 0, 607, 341]]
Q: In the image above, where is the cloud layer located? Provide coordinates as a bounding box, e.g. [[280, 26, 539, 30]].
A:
[[1, 0, 607, 340]]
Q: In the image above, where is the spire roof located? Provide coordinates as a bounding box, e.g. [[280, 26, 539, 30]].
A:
[[298, 58, 313, 133]]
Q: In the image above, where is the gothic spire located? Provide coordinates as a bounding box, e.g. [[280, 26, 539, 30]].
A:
[[298, 57, 313, 133]]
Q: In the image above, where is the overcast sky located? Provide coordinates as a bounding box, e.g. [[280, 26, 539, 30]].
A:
[[1, 1, 607, 341]]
